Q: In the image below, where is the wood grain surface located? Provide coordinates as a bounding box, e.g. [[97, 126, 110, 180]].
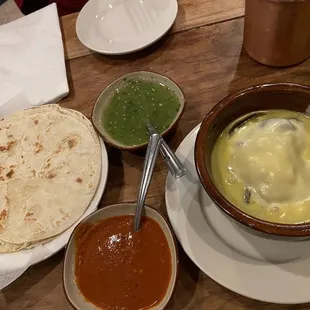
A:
[[2, 15, 310, 309], [60, 0, 245, 60], [0, 0, 245, 60]]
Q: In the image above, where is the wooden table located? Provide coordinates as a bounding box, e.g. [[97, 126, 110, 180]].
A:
[[1, 0, 310, 309]]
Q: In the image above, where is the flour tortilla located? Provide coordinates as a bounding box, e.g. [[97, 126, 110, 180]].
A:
[[0, 104, 101, 246], [0, 239, 30, 253], [0, 236, 55, 253]]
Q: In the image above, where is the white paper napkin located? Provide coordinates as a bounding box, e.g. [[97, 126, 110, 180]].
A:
[[0, 3, 69, 110]]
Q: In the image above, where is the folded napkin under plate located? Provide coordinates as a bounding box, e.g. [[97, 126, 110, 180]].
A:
[[0, 3, 69, 116]]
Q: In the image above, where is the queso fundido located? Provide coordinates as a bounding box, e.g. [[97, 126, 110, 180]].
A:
[[211, 110, 310, 225]]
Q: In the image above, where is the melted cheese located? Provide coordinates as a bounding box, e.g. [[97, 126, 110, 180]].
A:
[[211, 110, 310, 224]]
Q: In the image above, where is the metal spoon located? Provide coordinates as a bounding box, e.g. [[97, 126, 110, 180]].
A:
[[131, 100, 186, 178], [134, 132, 162, 232], [146, 122, 186, 178]]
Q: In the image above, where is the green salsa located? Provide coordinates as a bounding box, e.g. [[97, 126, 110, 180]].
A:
[[102, 78, 181, 146]]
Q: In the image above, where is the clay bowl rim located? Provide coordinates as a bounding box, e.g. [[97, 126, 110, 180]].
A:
[[62, 202, 179, 310], [91, 70, 186, 151], [195, 82, 310, 237]]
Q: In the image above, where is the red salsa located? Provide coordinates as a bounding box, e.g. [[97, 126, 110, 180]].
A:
[[75, 215, 172, 310]]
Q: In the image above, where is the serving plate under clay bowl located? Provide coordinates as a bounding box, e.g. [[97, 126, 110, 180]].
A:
[[166, 124, 310, 304]]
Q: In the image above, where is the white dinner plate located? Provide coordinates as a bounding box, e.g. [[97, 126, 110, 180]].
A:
[[0, 137, 108, 289], [165, 124, 310, 304], [76, 0, 178, 55]]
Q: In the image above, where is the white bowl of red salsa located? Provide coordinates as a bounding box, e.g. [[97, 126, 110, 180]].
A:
[[63, 202, 178, 310]]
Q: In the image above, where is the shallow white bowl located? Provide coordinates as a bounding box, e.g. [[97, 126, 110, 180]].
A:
[[91, 71, 185, 150]]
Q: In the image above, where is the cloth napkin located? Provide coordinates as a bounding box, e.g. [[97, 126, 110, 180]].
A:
[[0, 3, 69, 113]]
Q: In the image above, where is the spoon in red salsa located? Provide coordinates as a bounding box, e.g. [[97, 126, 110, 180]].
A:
[[134, 132, 162, 232]]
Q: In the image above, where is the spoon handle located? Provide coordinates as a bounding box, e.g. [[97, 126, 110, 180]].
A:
[[134, 133, 162, 232], [159, 139, 186, 178], [145, 122, 186, 178]]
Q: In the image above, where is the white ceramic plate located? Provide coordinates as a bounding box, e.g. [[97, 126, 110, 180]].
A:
[[0, 137, 108, 289], [76, 0, 178, 55], [165, 124, 310, 304]]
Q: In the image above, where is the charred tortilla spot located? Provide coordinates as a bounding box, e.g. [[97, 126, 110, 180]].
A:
[[55, 147, 62, 154], [34, 120, 39, 125], [0, 210, 7, 221], [24, 212, 36, 221], [47, 172, 56, 179], [6, 169, 14, 179], [68, 138, 78, 149], [7, 141, 16, 151], [76, 177, 83, 183], [34, 142, 43, 154], [0, 140, 16, 152]]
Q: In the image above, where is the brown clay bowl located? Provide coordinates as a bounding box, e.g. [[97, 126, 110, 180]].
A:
[[195, 83, 310, 237]]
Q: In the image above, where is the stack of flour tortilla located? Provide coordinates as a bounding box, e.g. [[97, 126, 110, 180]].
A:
[[0, 105, 101, 253]]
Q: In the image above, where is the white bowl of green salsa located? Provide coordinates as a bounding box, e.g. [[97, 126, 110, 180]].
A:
[[92, 71, 185, 150]]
